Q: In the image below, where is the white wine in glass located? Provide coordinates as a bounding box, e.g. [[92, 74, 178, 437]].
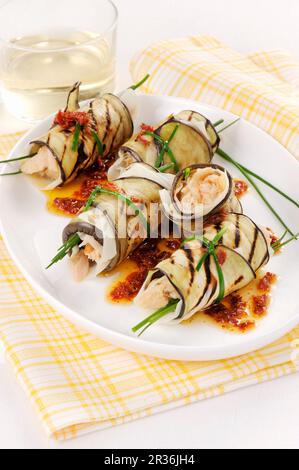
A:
[[0, 0, 118, 122]]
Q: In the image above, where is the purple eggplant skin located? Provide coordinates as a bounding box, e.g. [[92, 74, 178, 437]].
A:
[[63, 221, 103, 247], [105, 93, 134, 139], [170, 163, 233, 221], [156, 118, 213, 169], [148, 269, 186, 320]]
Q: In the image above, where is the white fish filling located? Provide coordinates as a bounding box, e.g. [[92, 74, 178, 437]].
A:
[[176, 167, 229, 213], [70, 208, 118, 281]]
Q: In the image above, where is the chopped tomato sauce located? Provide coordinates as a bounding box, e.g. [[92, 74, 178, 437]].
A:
[[53, 198, 85, 215], [252, 294, 268, 316], [234, 179, 249, 199], [109, 238, 181, 303], [257, 272, 277, 293], [54, 110, 92, 131], [205, 295, 254, 331], [217, 248, 227, 266]]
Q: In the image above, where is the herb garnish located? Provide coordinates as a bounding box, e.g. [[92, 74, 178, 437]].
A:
[[183, 167, 191, 180], [0, 153, 37, 165], [132, 228, 227, 336], [132, 299, 180, 337], [130, 74, 150, 91], [216, 148, 296, 236], [272, 231, 299, 252], [84, 185, 150, 236], [158, 162, 175, 173], [0, 170, 22, 177], [91, 130, 106, 156], [46, 233, 81, 269], [72, 124, 81, 152], [146, 124, 180, 172]]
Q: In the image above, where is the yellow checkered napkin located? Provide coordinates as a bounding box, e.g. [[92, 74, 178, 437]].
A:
[[1, 37, 299, 440], [131, 35, 299, 159]]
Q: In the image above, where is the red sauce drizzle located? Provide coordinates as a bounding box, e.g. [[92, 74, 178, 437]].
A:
[[203, 272, 277, 332], [54, 110, 92, 131], [234, 179, 249, 199], [52, 157, 117, 216], [109, 239, 181, 303]]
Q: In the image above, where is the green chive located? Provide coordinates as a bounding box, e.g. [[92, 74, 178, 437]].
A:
[[72, 124, 81, 152], [155, 146, 166, 169], [235, 162, 299, 209], [46, 234, 81, 269], [0, 153, 37, 164], [213, 252, 225, 303], [0, 170, 22, 176], [212, 227, 227, 245], [92, 131, 105, 156], [217, 148, 295, 236], [183, 167, 191, 180], [132, 299, 179, 336], [166, 147, 180, 173], [213, 119, 225, 127], [196, 251, 209, 272], [84, 186, 151, 236], [130, 74, 150, 91], [168, 124, 180, 144], [271, 230, 288, 249], [146, 126, 180, 172], [159, 162, 175, 173], [272, 232, 299, 251]]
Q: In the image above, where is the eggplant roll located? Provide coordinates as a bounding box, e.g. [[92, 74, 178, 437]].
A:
[[61, 171, 171, 281], [108, 110, 219, 180], [136, 212, 271, 323], [159, 164, 242, 227], [21, 83, 135, 189]]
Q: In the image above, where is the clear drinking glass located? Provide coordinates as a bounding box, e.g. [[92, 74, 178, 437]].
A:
[[0, 0, 118, 122]]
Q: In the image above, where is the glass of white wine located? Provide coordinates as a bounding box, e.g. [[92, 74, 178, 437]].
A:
[[0, 0, 118, 122]]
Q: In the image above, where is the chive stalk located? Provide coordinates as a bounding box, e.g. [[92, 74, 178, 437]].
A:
[[84, 185, 150, 236], [0, 153, 37, 165], [46, 234, 81, 269], [130, 74, 150, 91], [132, 299, 179, 336], [217, 148, 295, 236]]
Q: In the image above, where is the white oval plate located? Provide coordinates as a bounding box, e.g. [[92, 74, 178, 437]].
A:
[[1, 94, 299, 361]]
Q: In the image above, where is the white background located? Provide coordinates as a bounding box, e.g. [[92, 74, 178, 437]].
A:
[[0, 0, 299, 449]]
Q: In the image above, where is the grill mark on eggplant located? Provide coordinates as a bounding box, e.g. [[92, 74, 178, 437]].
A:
[[188, 111, 194, 122], [207, 279, 218, 304], [89, 104, 98, 132], [235, 214, 241, 248], [195, 256, 212, 309], [234, 275, 244, 286], [182, 248, 195, 286], [248, 226, 258, 265], [110, 115, 122, 151], [102, 99, 111, 145]]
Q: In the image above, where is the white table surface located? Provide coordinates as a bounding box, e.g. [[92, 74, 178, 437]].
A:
[[0, 0, 299, 450]]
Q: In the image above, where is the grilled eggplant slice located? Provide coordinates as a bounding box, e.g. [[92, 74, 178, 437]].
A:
[[108, 110, 220, 179], [61, 168, 172, 281], [135, 212, 271, 325], [21, 83, 134, 189]]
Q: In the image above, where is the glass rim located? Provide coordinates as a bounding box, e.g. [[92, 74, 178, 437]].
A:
[[0, 0, 118, 53]]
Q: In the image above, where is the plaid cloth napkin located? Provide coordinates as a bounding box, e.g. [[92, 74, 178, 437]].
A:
[[1, 36, 299, 441]]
